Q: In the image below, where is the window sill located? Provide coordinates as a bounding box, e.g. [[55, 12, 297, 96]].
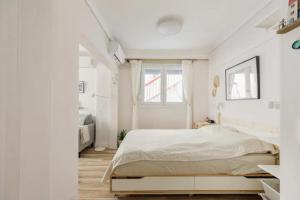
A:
[[139, 103, 186, 109]]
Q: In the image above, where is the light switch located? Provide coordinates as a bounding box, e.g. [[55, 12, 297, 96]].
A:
[[268, 101, 280, 110]]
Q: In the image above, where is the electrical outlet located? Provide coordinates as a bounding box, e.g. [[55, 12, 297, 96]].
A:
[[268, 101, 274, 109], [268, 101, 280, 110]]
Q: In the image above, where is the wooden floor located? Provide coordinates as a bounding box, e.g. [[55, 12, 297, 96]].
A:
[[79, 148, 116, 199], [78, 148, 262, 200]]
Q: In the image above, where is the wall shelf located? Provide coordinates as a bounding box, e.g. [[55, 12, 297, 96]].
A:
[[277, 19, 300, 34]]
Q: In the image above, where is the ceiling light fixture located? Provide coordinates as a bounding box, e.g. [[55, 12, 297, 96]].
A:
[[157, 16, 183, 36]]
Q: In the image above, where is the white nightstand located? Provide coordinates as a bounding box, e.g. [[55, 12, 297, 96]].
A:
[[258, 165, 280, 200], [258, 165, 280, 179]]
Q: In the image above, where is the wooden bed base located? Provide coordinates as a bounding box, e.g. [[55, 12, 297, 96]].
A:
[[110, 119, 279, 196], [110, 174, 274, 196]]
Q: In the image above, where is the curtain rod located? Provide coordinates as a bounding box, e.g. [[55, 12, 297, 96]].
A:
[[126, 58, 199, 63]]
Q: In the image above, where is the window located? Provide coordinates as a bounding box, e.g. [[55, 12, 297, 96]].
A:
[[143, 68, 161, 103], [166, 69, 183, 103], [142, 64, 183, 104]]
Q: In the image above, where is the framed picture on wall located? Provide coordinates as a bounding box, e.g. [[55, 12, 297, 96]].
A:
[[225, 56, 260, 100], [79, 81, 85, 93]]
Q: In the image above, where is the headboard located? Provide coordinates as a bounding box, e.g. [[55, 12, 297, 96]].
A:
[[221, 116, 280, 146]]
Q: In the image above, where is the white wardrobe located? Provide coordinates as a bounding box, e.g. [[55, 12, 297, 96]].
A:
[[280, 27, 300, 199]]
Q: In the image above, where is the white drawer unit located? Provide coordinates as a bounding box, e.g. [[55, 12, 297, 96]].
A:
[[112, 177, 194, 192], [261, 179, 280, 200], [258, 165, 280, 200], [258, 165, 280, 179], [260, 193, 271, 200], [194, 176, 263, 191], [111, 176, 265, 194]]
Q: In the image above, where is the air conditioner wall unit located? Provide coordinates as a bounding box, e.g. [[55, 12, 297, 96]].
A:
[[108, 41, 126, 64]]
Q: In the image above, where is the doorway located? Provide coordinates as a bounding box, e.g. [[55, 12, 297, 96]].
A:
[[78, 44, 118, 199]]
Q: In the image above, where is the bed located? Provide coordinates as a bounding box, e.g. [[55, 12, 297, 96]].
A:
[[78, 111, 95, 153], [103, 125, 279, 195]]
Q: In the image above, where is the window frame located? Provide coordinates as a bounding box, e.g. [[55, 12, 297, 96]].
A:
[[140, 63, 184, 106]]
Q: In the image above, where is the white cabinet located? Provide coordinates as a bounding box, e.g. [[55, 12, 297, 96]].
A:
[[112, 177, 194, 191], [258, 165, 280, 179], [261, 179, 280, 200], [194, 176, 263, 191], [258, 165, 280, 200], [280, 27, 300, 199]]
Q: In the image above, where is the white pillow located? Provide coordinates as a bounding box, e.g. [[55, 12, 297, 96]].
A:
[[199, 124, 239, 134]]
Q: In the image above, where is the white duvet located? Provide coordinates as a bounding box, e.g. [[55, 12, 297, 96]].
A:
[[102, 126, 277, 182]]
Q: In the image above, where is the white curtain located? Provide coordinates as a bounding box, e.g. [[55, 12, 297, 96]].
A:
[[130, 60, 142, 129], [182, 60, 193, 129]]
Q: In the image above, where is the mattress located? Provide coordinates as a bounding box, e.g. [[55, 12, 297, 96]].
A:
[[112, 153, 276, 177], [103, 126, 278, 182]]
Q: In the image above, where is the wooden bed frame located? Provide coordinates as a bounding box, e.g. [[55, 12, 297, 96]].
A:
[[110, 117, 280, 196], [110, 173, 275, 195]]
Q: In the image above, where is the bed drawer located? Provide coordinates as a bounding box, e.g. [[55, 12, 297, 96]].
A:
[[261, 179, 280, 200], [194, 176, 263, 191], [112, 177, 194, 191]]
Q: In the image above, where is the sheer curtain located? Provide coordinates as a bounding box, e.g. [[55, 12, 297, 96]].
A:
[[182, 60, 193, 129], [130, 60, 142, 129]]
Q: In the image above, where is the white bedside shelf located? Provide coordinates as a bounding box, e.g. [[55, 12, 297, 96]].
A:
[[258, 165, 280, 179]]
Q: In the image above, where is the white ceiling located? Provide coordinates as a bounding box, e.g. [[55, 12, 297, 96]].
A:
[[89, 0, 271, 56]]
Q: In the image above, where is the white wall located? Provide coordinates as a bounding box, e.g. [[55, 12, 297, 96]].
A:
[[139, 104, 187, 129], [193, 60, 209, 122], [0, 0, 120, 199], [95, 64, 114, 148], [0, 29, 5, 199], [280, 27, 300, 200], [208, 0, 281, 128], [0, 0, 79, 199], [118, 64, 133, 132], [79, 2, 117, 73], [80, 1, 119, 149], [78, 59, 118, 149], [1, 2, 21, 199], [79, 67, 97, 116], [118, 60, 209, 131]]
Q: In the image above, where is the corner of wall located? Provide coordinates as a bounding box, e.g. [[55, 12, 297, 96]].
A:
[[207, 0, 281, 126]]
